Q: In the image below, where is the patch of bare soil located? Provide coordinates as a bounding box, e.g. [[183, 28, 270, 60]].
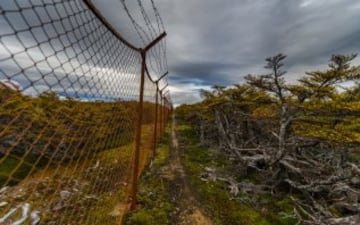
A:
[[168, 117, 213, 225]]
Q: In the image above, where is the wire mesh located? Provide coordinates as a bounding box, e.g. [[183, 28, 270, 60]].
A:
[[0, 0, 171, 224]]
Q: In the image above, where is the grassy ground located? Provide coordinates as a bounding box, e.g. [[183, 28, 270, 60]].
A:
[[0, 155, 36, 185], [123, 126, 175, 225], [0, 124, 156, 225], [176, 123, 298, 225]]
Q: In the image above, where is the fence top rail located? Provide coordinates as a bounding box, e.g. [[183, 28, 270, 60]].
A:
[[82, 0, 140, 51], [160, 83, 168, 92], [156, 72, 169, 83], [145, 66, 168, 84], [84, 0, 170, 92]]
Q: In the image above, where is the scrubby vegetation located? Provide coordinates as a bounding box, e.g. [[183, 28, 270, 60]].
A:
[[177, 124, 298, 225], [0, 86, 161, 224], [176, 54, 360, 224], [0, 87, 158, 185]]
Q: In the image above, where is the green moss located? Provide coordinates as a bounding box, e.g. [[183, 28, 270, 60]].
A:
[[124, 131, 174, 225], [276, 197, 294, 210], [329, 205, 342, 217], [0, 155, 38, 186], [127, 210, 155, 225], [348, 153, 360, 163]]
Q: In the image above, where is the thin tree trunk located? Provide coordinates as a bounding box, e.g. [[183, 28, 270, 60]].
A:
[[273, 106, 294, 164], [215, 110, 227, 147]]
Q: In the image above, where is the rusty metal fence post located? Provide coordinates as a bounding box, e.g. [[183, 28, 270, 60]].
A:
[[153, 87, 159, 157], [162, 96, 166, 134], [130, 49, 146, 210], [159, 95, 163, 135], [152, 72, 168, 157], [164, 97, 167, 125], [130, 32, 167, 210], [163, 98, 165, 133], [162, 91, 169, 130], [159, 84, 168, 135]]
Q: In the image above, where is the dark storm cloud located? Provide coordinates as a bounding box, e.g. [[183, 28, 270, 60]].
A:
[[149, 0, 360, 105], [171, 61, 240, 85], [2, 0, 359, 105]]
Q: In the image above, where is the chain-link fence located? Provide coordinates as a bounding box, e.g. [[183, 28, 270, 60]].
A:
[[0, 0, 171, 224]]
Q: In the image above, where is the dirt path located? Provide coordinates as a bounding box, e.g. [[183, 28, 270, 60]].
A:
[[168, 117, 213, 225]]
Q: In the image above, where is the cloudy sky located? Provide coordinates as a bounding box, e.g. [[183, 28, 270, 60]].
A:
[[1, 0, 359, 105], [96, 0, 360, 105]]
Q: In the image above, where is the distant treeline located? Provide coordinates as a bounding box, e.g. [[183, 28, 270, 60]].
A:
[[177, 53, 360, 151]]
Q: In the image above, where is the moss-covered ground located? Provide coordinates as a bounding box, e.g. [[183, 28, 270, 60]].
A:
[[176, 123, 299, 225], [124, 126, 175, 225]]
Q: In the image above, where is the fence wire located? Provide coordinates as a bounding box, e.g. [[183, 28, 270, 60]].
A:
[[0, 0, 172, 224]]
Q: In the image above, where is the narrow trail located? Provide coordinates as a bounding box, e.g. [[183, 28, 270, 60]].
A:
[[168, 116, 213, 225]]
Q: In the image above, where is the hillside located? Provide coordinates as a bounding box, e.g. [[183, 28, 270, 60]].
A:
[[0, 88, 161, 224]]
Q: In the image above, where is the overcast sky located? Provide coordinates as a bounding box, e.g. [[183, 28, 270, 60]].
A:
[[1, 0, 359, 105], [96, 0, 360, 106]]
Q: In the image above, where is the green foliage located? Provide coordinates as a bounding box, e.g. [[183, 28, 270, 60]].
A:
[[1, 88, 135, 155], [176, 53, 360, 146], [127, 210, 155, 225], [0, 156, 34, 185], [299, 54, 359, 99]]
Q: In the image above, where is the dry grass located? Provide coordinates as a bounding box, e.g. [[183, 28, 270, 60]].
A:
[[0, 124, 158, 225]]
